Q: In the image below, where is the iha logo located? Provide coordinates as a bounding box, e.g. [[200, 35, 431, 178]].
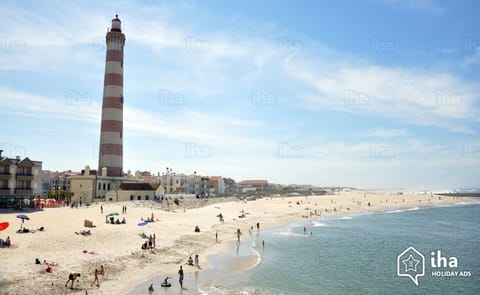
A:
[[397, 246, 425, 286], [397, 247, 471, 286]]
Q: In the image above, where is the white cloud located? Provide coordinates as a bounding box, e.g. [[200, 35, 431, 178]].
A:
[[1, 1, 479, 189], [0, 87, 100, 123], [290, 61, 479, 133], [363, 128, 408, 138]]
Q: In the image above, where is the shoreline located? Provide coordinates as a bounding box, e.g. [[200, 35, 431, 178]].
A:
[[0, 193, 478, 295], [127, 197, 480, 294]]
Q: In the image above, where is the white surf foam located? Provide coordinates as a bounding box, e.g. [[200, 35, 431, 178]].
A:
[[310, 221, 330, 227], [385, 209, 408, 214], [274, 231, 306, 238]]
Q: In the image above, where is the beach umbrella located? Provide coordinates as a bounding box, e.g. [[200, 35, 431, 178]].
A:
[[16, 214, 30, 223], [137, 221, 148, 226], [0, 222, 9, 238], [106, 212, 119, 217], [0, 222, 9, 231]]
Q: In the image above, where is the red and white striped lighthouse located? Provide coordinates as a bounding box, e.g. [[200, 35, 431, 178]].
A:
[[98, 15, 125, 177]]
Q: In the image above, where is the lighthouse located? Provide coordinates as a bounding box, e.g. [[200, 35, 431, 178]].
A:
[[98, 15, 125, 177]]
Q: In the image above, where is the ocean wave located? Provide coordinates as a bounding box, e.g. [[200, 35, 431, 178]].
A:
[[245, 246, 262, 271], [310, 221, 330, 227], [385, 207, 420, 214], [273, 231, 307, 238], [199, 283, 275, 295], [454, 201, 480, 206], [340, 216, 352, 220], [385, 209, 408, 214]]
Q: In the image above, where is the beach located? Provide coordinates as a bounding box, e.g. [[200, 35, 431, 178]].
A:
[[0, 192, 475, 295]]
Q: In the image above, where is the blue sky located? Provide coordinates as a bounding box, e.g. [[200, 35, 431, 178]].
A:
[[1, 0, 479, 190]]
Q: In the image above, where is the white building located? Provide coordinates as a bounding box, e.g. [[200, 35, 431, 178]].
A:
[[68, 166, 146, 205]]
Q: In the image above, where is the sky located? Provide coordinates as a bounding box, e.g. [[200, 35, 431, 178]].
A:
[[0, 0, 479, 190]]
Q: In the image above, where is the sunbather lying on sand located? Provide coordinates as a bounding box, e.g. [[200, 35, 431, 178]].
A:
[[43, 260, 58, 272], [75, 230, 91, 236]]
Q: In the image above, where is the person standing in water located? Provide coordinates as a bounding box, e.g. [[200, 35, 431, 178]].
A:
[[194, 254, 200, 269], [178, 265, 184, 289]]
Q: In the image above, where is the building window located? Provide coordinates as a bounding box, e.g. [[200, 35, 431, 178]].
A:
[[108, 183, 111, 190], [98, 183, 101, 190], [137, 195, 141, 200], [130, 195, 133, 201], [145, 195, 149, 200], [103, 183, 106, 190]]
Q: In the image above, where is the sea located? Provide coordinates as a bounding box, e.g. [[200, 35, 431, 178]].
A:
[[131, 202, 480, 295]]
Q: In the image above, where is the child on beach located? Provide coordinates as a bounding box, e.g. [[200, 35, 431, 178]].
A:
[[187, 256, 194, 266], [98, 265, 105, 275], [93, 269, 99, 286]]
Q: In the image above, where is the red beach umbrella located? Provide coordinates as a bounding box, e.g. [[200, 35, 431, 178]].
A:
[[0, 222, 9, 238], [0, 222, 8, 231]]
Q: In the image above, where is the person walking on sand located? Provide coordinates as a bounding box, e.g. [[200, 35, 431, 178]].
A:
[[65, 273, 81, 289], [93, 269, 99, 286], [178, 266, 184, 289], [256, 222, 260, 231], [100, 205, 103, 214], [215, 231, 218, 243], [148, 283, 154, 294]]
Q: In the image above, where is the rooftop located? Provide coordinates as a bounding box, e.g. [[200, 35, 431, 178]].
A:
[[118, 183, 155, 191]]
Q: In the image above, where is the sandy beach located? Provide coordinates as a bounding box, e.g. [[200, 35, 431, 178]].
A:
[[0, 192, 475, 295]]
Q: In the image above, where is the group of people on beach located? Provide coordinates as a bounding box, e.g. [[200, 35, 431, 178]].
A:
[[141, 233, 156, 250], [106, 216, 126, 224], [64, 265, 104, 290], [92, 265, 105, 287], [0, 236, 10, 247], [147, 265, 185, 293], [141, 212, 155, 222], [186, 254, 200, 269]]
